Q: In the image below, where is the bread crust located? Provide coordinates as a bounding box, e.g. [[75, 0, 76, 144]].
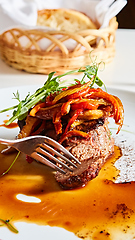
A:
[[37, 8, 97, 32]]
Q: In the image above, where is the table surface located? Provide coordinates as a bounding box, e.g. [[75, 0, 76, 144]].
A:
[[0, 29, 135, 92]]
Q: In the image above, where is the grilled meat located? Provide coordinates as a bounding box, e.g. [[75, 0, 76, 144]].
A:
[[55, 118, 114, 189]]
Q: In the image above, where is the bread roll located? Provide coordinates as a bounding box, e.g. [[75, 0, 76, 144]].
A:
[[37, 8, 97, 32]]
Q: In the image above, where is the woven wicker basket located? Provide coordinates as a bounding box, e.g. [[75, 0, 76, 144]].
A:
[[0, 17, 118, 74]]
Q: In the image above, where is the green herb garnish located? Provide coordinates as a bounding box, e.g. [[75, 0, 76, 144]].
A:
[[0, 63, 105, 125], [0, 218, 18, 233], [1, 151, 20, 177]]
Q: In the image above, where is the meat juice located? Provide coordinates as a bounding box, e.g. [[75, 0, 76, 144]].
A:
[[0, 144, 135, 240], [0, 120, 18, 129]]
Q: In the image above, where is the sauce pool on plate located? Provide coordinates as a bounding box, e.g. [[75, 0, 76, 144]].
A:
[[0, 120, 18, 129], [1, 144, 135, 239]]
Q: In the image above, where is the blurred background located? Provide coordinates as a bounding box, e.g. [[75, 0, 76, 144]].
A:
[[117, 0, 135, 28]]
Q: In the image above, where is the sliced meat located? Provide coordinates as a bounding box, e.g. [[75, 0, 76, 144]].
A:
[[55, 118, 114, 189]]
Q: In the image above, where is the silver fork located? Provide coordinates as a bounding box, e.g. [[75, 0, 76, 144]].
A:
[[0, 136, 80, 174]]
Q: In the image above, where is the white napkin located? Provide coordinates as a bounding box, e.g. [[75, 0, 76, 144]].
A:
[[0, 0, 37, 26], [0, 0, 127, 33], [95, 0, 127, 28]]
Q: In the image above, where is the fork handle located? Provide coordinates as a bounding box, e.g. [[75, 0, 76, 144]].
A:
[[0, 138, 14, 146]]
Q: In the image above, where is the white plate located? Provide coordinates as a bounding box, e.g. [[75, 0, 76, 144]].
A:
[[0, 85, 135, 240]]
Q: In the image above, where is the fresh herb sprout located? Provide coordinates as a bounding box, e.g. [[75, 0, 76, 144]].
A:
[[0, 63, 106, 125], [1, 151, 20, 177], [0, 218, 18, 233]]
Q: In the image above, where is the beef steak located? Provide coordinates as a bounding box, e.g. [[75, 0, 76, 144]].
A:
[[55, 118, 114, 189]]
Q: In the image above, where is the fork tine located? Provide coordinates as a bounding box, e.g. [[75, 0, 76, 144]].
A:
[[36, 146, 74, 172], [0, 135, 81, 174], [40, 143, 78, 168], [43, 136, 81, 164], [31, 151, 66, 174]]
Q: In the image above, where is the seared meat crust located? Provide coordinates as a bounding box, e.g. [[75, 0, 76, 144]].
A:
[[55, 118, 114, 189]]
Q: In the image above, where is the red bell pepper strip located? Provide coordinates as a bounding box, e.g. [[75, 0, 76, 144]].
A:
[[45, 93, 56, 107], [52, 79, 94, 104], [53, 111, 62, 135], [61, 99, 79, 115], [30, 102, 46, 116], [64, 109, 83, 133], [66, 87, 90, 100], [59, 130, 90, 144], [87, 89, 119, 121], [112, 95, 124, 133], [71, 100, 98, 111], [26, 155, 33, 164]]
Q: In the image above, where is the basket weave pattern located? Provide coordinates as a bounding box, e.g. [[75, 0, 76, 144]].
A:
[[0, 18, 118, 74]]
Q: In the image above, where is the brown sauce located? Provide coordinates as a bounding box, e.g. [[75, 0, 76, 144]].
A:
[[0, 144, 135, 239], [0, 120, 18, 129]]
